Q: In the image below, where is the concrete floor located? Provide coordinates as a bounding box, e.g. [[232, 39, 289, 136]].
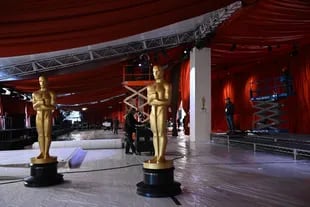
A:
[[0, 130, 309, 207]]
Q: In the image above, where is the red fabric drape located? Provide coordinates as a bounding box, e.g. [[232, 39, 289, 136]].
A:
[[82, 103, 125, 125], [0, 95, 3, 129], [0, 0, 235, 56], [285, 47, 310, 133], [212, 45, 310, 134], [24, 102, 33, 128], [2, 47, 185, 108], [0, 95, 3, 116], [211, 0, 310, 69], [0, 47, 187, 127], [179, 60, 190, 135], [1, 96, 26, 115]]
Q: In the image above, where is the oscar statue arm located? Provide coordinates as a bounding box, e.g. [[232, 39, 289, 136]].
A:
[[32, 92, 43, 111], [148, 82, 172, 106], [147, 85, 157, 105], [40, 91, 56, 111], [34, 91, 56, 111], [49, 91, 56, 111], [164, 82, 172, 105]]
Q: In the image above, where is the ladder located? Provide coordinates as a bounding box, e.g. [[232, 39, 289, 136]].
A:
[[252, 99, 281, 130], [250, 76, 291, 133]]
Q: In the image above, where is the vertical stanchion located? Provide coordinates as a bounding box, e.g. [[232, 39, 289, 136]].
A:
[[293, 149, 297, 160]]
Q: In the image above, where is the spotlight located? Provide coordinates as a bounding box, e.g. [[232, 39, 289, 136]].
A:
[[21, 94, 27, 100], [289, 45, 298, 57], [267, 45, 272, 52], [230, 43, 237, 51], [1, 88, 11, 95], [183, 48, 191, 55], [182, 48, 190, 60], [11, 90, 20, 98], [0, 88, 6, 94]]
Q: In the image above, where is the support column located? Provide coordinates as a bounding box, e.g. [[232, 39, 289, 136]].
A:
[[189, 47, 211, 142]]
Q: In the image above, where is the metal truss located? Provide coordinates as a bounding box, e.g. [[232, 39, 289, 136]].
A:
[[0, 1, 241, 80], [57, 93, 126, 108], [123, 85, 150, 121], [252, 100, 282, 130]]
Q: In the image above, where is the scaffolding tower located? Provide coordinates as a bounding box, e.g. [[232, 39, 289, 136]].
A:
[[250, 76, 293, 133], [122, 65, 153, 122]]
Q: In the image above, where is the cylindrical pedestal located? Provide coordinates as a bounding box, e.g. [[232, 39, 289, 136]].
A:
[[136, 167, 181, 197], [24, 162, 64, 187]]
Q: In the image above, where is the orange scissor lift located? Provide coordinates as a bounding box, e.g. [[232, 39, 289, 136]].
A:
[[122, 65, 153, 122]]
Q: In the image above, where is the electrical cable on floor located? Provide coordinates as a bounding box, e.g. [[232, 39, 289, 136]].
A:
[[64, 155, 184, 174], [171, 155, 185, 161], [62, 163, 142, 174], [0, 155, 185, 185], [0, 179, 24, 186], [170, 196, 182, 205]]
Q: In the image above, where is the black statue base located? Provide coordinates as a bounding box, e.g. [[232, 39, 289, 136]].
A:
[[24, 162, 64, 187], [136, 167, 181, 197]]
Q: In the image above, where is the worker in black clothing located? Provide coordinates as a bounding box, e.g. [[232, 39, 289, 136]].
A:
[[225, 97, 235, 134], [113, 118, 119, 134], [124, 108, 139, 154], [280, 66, 293, 95]]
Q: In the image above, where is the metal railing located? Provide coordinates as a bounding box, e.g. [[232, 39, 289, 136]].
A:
[[211, 134, 310, 160]]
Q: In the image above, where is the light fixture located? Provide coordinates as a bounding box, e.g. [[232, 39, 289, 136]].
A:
[[82, 107, 88, 111], [267, 45, 272, 52], [201, 96, 206, 110], [230, 43, 236, 51], [2, 88, 11, 95], [289, 45, 298, 57]]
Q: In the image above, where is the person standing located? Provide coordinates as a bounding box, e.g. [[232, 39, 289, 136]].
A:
[[147, 65, 172, 163], [225, 97, 235, 133], [124, 108, 139, 154], [280, 66, 293, 95], [113, 118, 119, 134], [32, 76, 56, 160]]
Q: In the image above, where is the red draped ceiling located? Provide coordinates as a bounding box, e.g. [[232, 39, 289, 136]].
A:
[[0, 0, 310, 130], [1, 46, 186, 115], [3, 63, 125, 104], [0, 47, 185, 124], [211, 0, 310, 69], [0, 0, 235, 57], [209, 0, 310, 134]]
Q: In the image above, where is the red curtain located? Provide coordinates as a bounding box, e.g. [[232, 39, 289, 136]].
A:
[[211, 0, 310, 69], [1, 96, 26, 115], [179, 60, 190, 135], [24, 102, 33, 128], [212, 45, 310, 134], [0, 0, 235, 56], [286, 46, 310, 133]]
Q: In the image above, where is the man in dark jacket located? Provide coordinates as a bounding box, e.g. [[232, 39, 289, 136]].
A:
[[225, 97, 235, 133], [124, 108, 139, 154]]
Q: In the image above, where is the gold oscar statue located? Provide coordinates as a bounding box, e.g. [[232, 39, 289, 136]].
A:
[[31, 76, 57, 164], [144, 65, 172, 169]]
